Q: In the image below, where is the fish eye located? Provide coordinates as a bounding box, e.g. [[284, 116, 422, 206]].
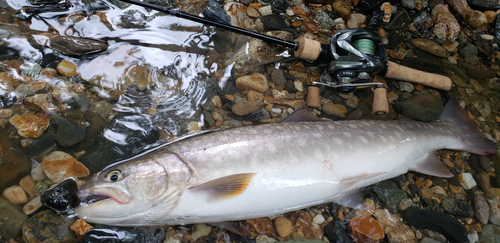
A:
[[105, 170, 123, 182]]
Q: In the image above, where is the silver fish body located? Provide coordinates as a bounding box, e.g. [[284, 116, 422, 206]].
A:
[[76, 100, 497, 226]]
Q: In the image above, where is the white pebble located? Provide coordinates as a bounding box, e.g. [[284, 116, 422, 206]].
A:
[[256, 235, 276, 243], [333, 17, 345, 25], [459, 173, 476, 190], [23, 196, 42, 215], [2, 185, 28, 205], [258, 6, 273, 16], [481, 34, 494, 40], [468, 230, 478, 243], [312, 214, 325, 224]]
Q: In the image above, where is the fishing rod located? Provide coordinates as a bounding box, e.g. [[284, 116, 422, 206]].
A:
[[117, 0, 453, 114]]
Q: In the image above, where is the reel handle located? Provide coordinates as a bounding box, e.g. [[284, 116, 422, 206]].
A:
[[373, 87, 389, 115], [294, 37, 323, 61], [384, 61, 453, 91]]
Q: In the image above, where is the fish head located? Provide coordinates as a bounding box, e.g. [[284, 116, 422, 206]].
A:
[[75, 153, 191, 225]]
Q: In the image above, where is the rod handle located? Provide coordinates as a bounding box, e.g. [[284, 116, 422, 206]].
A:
[[307, 86, 321, 108], [384, 61, 453, 90], [295, 37, 322, 61], [373, 87, 389, 115]]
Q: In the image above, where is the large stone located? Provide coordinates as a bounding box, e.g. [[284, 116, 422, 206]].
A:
[[22, 210, 76, 242], [479, 224, 500, 243], [51, 115, 86, 147], [349, 214, 384, 242], [411, 38, 449, 57], [57, 59, 78, 77], [431, 4, 460, 41], [235, 73, 269, 93], [50, 36, 108, 56], [231, 103, 260, 116], [9, 114, 50, 138], [393, 94, 444, 122], [41, 151, 89, 183], [373, 180, 407, 213], [0, 198, 28, 240], [444, 0, 487, 30], [0, 128, 31, 192]]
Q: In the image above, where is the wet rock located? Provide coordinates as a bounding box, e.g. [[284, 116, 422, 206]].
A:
[[349, 214, 384, 242], [232, 103, 260, 116], [20, 175, 36, 197], [191, 224, 212, 241], [261, 14, 288, 31], [51, 36, 108, 56], [347, 13, 367, 29], [381, 2, 392, 22], [461, 62, 494, 79], [23, 210, 76, 242], [373, 180, 407, 213], [402, 207, 468, 243], [480, 155, 491, 173], [0, 198, 28, 239], [367, 9, 384, 29], [2, 185, 28, 205], [82, 226, 165, 243], [384, 8, 411, 29], [441, 197, 475, 217], [42, 151, 90, 183], [332, 0, 352, 18], [22, 196, 42, 215], [431, 4, 460, 41], [275, 217, 292, 238], [475, 194, 489, 225], [25, 93, 59, 112], [57, 59, 78, 77], [27, 134, 58, 162], [489, 197, 500, 226], [411, 39, 449, 57], [373, 209, 415, 242], [236, 73, 269, 93], [444, 0, 487, 30], [41, 178, 78, 215], [290, 211, 323, 239], [271, 69, 287, 85], [479, 224, 500, 243], [393, 94, 444, 122], [400, 81, 415, 92], [450, 74, 468, 88], [358, 0, 382, 14], [323, 104, 347, 118], [402, 0, 416, 9], [459, 44, 478, 58], [459, 173, 476, 189], [70, 219, 93, 239], [226, 31, 291, 75], [51, 115, 86, 147], [324, 218, 352, 243], [315, 11, 334, 29], [247, 218, 277, 238], [0, 128, 32, 191], [9, 114, 50, 139], [204, 0, 231, 25]]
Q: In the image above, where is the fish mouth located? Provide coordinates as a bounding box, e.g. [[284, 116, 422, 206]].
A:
[[79, 192, 112, 204], [78, 188, 131, 205]]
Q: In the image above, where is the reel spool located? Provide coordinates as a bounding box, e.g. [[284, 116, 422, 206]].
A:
[[312, 29, 387, 93]]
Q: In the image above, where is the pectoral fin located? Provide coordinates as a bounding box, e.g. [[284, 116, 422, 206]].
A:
[[411, 153, 453, 178], [341, 172, 386, 186], [190, 173, 256, 201]]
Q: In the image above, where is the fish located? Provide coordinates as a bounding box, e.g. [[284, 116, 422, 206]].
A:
[[75, 99, 498, 226]]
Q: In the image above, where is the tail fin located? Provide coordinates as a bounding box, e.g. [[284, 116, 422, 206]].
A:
[[439, 99, 498, 155]]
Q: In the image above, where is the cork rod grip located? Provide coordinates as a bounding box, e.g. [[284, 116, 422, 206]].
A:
[[294, 37, 322, 61], [384, 61, 453, 91]]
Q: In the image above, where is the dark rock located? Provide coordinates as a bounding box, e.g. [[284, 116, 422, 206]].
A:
[[22, 210, 76, 242], [367, 9, 384, 29], [202, 100, 216, 112], [372, 180, 407, 213], [261, 14, 289, 31], [41, 178, 79, 215], [315, 11, 334, 29], [203, 111, 216, 127], [468, 154, 484, 174], [479, 225, 500, 243], [393, 94, 444, 122], [90, 100, 114, 119], [285, 82, 298, 93], [402, 207, 468, 243], [400, 58, 444, 74], [468, 0, 500, 11], [474, 194, 489, 225], [27, 134, 58, 163], [245, 109, 270, 122], [358, 0, 382, 14], [412, 11, 433, 27], [73, 93, 91, 111], [480, 155, 492, 173], [271, 0, 288, 13], [495, 14, 500, 40], [461, 62, 494, 79], [0, 198, 28, 240], [204, 0, 230, 25], [324, 218, 353, 243], [441, 197, 474, 217], [385, 30, 402, 49], [0, 128, 32, 192], [459, 44, 478, 58], [212, 31, 233, 53], [51, 115, 86, 147], [408, 183, 420, 198], [82, 226, 165, 243], [271, 69, 287, 85], [384, 8, 411, 30], [402, 0, 416, 9], [50, 36, 108, 57]]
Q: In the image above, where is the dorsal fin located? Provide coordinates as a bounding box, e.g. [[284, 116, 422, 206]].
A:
[[282, 109, 319, 122], [411, 153, 453, 178], [190, 173, 256, 201]]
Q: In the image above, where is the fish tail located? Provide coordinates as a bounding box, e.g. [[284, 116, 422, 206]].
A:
[[439, 99, 498, 155]]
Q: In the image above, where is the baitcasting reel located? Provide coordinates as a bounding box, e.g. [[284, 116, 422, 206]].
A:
[[321, 29, 387, 94]]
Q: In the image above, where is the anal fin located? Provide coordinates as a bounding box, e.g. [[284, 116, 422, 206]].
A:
[[335, 190, 365, 209], [190, 173, 256, 201], [411, 153, 453, 178]]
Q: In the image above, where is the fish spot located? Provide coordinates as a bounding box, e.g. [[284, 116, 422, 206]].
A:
[[406, 124, 413, 128], [389, 136, 396, 142], [395, 131, 401, 138], [323, 160, 333, 170], [349, 124, 357, 128], [367, 132, 375, 138], [327, 124, 335, 130], [381, 124, 387, 129], [416, 124, 422, 128], [380, 136, 387, 142], [333, 137, 343, 145], [343, 132, 352, 138], [359, 136, 368, 144]]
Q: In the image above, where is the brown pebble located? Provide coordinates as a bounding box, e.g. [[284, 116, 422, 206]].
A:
[[274, 217, 292, 238], [423, 178, 433, 188], [70, 219, 94, 239], [2, 185, 29, 205], [57, 60, 78, 77], [19, 175, 36, 197], [42, 151, 90, 183], [9, 114, 50, 138], [22, 196, 42, 215]]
